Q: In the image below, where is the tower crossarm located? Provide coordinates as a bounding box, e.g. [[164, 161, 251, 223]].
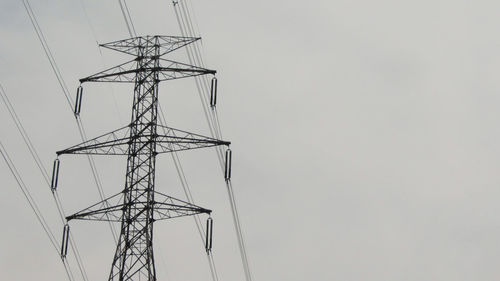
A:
[[79, 58, 215, 83], [56, 124, 230, 156], [100, 35, 201, 57], [66, 190, 211, 222]]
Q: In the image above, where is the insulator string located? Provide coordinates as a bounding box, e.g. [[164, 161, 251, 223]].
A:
[[0, 141, 76, 281], [1, 81, 86, 281]]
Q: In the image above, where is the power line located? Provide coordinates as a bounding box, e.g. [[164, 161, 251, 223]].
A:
[[172, 1, 254, 280], [0, 82, 88, 281], [22, 0, 72, 108], [18, 2, 248, 280], [118, 0, 137, 37], [22, 0, 119, 247], [0, 141, 76, 281]]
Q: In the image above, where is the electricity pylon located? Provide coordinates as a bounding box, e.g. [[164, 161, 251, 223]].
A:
[[55, 35, 229, 281]]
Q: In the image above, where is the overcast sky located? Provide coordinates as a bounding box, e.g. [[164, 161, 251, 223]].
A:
[[2, 0, 500, 281]]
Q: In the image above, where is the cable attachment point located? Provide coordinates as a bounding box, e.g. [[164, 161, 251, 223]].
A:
[[205, 217, 213, 253], [224, 149, 232, 181], [51, 158, 60, 191], [60, 224, 70, 258], [210, 77, 217, 108], [74, 85, 83, 115]]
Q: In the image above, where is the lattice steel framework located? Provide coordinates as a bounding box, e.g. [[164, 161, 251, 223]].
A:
[[57, 35, 229, 281]]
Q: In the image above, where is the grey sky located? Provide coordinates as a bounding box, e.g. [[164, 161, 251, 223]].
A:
[[1, 0, 500, 280]]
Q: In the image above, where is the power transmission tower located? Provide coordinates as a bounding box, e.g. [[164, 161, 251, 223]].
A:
[[55, 35, 229, 281]]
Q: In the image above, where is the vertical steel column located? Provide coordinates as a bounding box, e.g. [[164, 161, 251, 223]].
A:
[[108, 37, 161, 281]]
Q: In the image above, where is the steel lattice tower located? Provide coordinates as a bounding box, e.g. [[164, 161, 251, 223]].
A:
[[55, 35, 229, 281]]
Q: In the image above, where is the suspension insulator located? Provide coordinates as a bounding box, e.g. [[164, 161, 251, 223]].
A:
[[60, 224, 70, 258], [205, 217, 213, 253], [224, 149, 232, 181], [74, 86, 83, 115], [210, 77, 217, 108], [51, 159, 60, 190]]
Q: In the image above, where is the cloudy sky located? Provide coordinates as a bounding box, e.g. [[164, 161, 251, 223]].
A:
[[2, 0, 500, 280]]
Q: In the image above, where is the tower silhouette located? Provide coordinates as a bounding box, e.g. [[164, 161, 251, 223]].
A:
[[55, 35, 229, 281]]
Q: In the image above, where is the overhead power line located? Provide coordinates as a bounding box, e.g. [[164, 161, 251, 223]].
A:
[[0, 81, 87, 281], [10, 1, 251, 281], [0, 140, 76, 281], [172, 1, 254, 280], [21, 0, 119, 246]]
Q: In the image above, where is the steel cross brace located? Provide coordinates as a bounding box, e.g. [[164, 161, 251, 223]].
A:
[[66, 190, 211, 222], [79, 58, 215, 83], [57, 124, 230, 156]]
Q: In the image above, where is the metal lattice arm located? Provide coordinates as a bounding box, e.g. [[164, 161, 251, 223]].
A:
[[80, 58, 215, 83], [100, 35, 201, 57], [66, 190, 211, 222], [155, 124, 231, 153], [57, 125, 131, 155], [57, 124, 230, 156]]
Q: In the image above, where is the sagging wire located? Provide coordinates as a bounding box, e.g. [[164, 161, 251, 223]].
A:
[[172, 3, 222, 164], [21, 3, 125, 280], [76, 1, 124, 124], [0, 141, 76, 281], [0, 81, 88, 281], [21, 0, 72, 109], [118, 0, 137, 37], [177, 0, 221, 133], [173, 1, 253, 281], [157, 106, 221, 281], [22, 0, 119, 244], [76, 0, 99, 46], [75, 117, 120, 243]]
